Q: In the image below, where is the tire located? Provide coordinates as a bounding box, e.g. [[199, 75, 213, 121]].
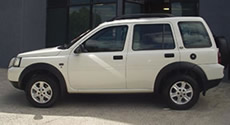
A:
[[215, 36, 230, 66], [25, 75, 60, 108], [163, 75, 200, 110]]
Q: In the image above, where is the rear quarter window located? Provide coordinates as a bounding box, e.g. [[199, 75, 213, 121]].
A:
[[178, 22, 212, 48]]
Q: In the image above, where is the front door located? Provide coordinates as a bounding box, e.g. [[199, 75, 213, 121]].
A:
[[68, 26, 128, 90]]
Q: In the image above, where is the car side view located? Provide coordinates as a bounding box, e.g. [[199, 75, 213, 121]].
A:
[[8, 14, 225, 110]]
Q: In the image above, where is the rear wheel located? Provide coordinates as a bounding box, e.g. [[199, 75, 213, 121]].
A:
[[25, 75, 59, 107], [163, 75, 200, 110]]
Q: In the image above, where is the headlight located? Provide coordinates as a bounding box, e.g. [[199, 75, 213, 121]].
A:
[[8, 57, 22, 68], [14, 57, 22, 67], [8, 58, 15, 68]]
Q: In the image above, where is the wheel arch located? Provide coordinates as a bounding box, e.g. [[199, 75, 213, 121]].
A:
[[18, 63, 67, 96], [154, 62, 208, 95]]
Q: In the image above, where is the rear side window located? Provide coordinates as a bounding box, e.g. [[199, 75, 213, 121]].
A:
[[179, 22, 212, 48], [133, 24, 175, 51]]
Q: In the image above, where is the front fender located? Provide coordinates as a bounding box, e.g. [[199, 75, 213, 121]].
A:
[[19, 63, 67, 96]]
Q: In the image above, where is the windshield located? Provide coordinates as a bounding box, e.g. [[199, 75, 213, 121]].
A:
[[58, 30, 91, 49]]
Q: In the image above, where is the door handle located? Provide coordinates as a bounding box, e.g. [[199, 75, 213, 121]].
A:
[[113, 55, 123, 60], [165, 53, 174, 58]]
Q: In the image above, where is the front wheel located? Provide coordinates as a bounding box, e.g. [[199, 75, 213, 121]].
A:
[[25, 75, 59, 107], [163, 75, 200, 110]]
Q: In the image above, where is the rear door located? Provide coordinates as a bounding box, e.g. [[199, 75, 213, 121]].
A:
[[126, 23, 180, 90]]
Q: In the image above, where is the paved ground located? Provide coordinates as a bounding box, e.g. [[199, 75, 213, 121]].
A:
[[0, 68, 230, 125]]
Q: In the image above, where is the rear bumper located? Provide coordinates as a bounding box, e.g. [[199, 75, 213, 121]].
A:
[[200, 64, 224, 80], [204, 79, 222, 91]]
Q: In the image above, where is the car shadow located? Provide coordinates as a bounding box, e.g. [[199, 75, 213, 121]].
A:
[[1, 89, 171, 124]]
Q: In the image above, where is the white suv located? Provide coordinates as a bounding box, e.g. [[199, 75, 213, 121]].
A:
[[8, 15, 224, 110]]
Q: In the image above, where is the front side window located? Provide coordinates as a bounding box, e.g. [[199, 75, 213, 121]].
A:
[[179, 22, 212, 48], [82, 26, 128, 52], [133, 24, 175, 50]]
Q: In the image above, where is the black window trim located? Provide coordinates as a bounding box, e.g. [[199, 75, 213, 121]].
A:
[[178, 21, 212, 49], [132, 23, 176, 51], [76, 25, 129, 53]]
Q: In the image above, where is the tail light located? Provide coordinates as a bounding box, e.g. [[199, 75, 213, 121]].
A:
[[218, 51, 221, 64]]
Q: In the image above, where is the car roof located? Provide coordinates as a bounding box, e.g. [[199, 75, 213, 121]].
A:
[[111, 13, 173, 20], [101, 16, 204, 26]]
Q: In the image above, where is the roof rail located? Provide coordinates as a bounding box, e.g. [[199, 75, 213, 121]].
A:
[[111, 13, 173, 20]]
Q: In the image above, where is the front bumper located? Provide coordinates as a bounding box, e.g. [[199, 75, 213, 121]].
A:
[[8, 67, 24, 90], [8, 67, 23, 82], [9, 81, 21, 89]]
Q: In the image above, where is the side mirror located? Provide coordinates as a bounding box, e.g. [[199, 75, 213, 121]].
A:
[[74, 46, 82, 54]]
